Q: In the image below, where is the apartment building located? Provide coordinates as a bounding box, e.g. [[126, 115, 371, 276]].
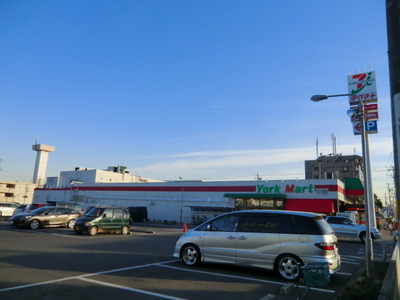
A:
[[0, 181, 37, 204]]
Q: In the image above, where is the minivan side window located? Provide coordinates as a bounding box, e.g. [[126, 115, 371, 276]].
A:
[[114, 209, 123, 218], [237, 214, 279, 233], [209, 215, 239, 232], [278, 214, 322, 235], [104, 209, 114, 218]]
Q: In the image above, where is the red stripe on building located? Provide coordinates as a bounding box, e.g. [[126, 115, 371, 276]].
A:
[[314, 185, 338, 192], [345, 190, 364, 196], [286, 199, 336, 213], [37, 185, 256, 193]]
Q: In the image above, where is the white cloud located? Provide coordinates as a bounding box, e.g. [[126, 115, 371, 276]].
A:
[[134, 137, 394, 200]]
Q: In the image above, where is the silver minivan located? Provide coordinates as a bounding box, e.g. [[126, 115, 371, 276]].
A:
[[173, 210, 341, 280]]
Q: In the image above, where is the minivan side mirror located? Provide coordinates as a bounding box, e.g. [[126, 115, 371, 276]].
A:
[[102, 213, 107, 218]]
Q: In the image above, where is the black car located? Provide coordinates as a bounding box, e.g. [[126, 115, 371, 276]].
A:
[[9, 207, 81, 229]]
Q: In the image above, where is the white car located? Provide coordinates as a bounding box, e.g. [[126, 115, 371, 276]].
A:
[[0, 202, 19, 217], [325, 216, 382, 243]]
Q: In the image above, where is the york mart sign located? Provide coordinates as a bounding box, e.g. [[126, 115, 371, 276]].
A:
[[257, 184, 314, 194]]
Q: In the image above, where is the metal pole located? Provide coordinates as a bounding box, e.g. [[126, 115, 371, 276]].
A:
[[386, 0, 400, 240], [359, 101, 374, 278], [179, 177, 184, 224]]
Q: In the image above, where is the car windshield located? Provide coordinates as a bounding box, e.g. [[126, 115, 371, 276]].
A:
[[86, 207, 105, 217], [29, 207, 51, 215]]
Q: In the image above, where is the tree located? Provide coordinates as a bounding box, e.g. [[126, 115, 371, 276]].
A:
[[374, 193, 383, 209]]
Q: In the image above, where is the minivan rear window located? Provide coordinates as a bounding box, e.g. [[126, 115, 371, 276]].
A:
[[278, 214, 323, 235], [315, 217, 335, 235]]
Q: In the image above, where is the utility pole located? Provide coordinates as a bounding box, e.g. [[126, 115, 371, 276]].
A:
[[386, 0, 400, 238]]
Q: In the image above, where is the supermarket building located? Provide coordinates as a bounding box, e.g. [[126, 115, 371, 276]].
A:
[[33, 167, 361, 224]]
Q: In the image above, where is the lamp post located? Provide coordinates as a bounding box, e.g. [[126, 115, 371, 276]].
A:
[[311, 93, 375, 278]]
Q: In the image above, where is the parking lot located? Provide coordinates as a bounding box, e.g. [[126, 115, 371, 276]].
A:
[[0, 219, 395, 299]]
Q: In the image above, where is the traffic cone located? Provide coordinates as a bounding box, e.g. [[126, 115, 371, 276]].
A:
[[183, 223, 188, 232]]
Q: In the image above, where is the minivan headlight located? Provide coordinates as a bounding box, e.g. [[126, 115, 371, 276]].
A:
[[85, 222, 91, 227]]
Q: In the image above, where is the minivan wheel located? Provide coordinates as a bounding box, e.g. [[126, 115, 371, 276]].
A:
[[182, 244, 201, 266], [276, 254, 302, 280], [89, 226, 98, 236], [121, 226, 129, 235], [67, 219, 76, 228], [29, 219, 40, 230]]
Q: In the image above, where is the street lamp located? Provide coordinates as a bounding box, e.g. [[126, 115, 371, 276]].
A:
[[311, 93, 375, 278]]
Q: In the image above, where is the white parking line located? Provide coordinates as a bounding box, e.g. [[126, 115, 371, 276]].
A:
[[157, 264, 336, 294], [79, 277, 187, 300], [341, 255, 365, 260], [0, 259, 177, 293], [335, 272, 352, 276]]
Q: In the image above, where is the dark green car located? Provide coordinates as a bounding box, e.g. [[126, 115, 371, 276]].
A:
[[74, 206, 130, 236]]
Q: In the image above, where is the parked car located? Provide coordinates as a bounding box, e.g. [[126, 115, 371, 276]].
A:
[[74, 206, 130, 236], [0, 202, 19, 217], [173, 210, 341, 280], [46, 201, 86, 216], [9, 207, 80, 229], [25, 203, 46, 213], [325, 216, 382, 243], [12, 204, 28, 215]]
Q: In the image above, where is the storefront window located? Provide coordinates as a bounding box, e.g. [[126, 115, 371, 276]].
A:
[[260, 200, 274, 208], [234, 198, 285, 210], [247, 199, 259, 208]]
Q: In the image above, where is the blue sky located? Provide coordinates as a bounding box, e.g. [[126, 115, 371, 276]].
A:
[[0, 1, 394, 202]]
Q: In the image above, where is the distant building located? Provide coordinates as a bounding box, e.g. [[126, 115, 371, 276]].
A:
[[304, 154, 363, 182], [0, 181, 37, 204], [44, 166, 164, 199]]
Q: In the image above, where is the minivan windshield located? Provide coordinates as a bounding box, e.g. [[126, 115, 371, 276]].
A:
[[86, 207, 106, 217]]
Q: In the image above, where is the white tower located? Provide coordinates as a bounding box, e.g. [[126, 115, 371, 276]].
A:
[[32, 144, 55, 186]]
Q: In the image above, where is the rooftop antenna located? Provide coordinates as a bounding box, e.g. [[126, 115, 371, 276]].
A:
[[331, 133, 337, 155], [316, 138, 319, 158], [34, 135, 39, 145]]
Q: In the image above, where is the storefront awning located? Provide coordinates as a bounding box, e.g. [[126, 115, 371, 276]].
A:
[[224, 193, 286, 199], [286, 199, 335, 213]]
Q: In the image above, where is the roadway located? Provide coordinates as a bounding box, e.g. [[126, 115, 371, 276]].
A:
[[0, 220, 395, 300]]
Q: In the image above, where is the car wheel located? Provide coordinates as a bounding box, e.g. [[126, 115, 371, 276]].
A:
[[89, 226, 98, 236], [275, 254, 302, 280], [29, 219, 40, 230], [360, 231, 366, 243], [181, 244, 201, 266], [67, 219, 76, 228], [121, 226, 129, 235]]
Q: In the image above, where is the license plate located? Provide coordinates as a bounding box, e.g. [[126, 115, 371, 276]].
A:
[[74, 226, 80, 231]]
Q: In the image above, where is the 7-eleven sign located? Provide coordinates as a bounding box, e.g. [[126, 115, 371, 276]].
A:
[[347, 72, 378, 105]]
